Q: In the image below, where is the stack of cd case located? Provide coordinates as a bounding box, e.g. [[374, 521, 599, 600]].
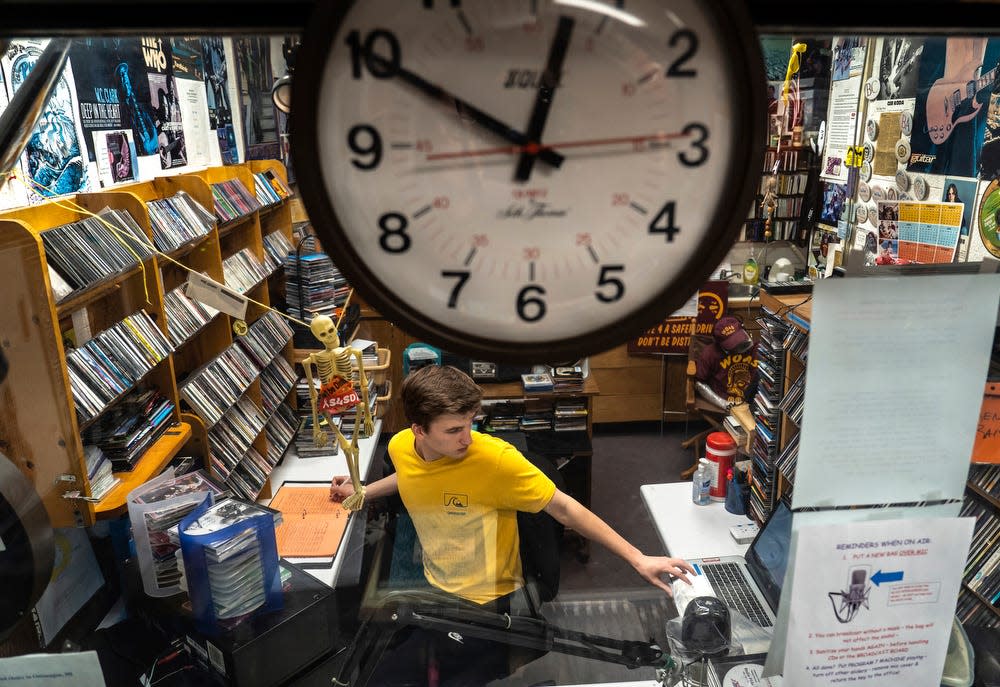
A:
[[66, 309, 174, 424], [223, 248, 270, 294], [177, 497, 283, 622], [179, 344, 259, 426], [83, 387, 175, 471], [262, 231, 295, 273], [234, 311, 294, 368], [41, 209, 154, 301], [163, 286, 220, 347], [211, 179, 262, 224], [145, 190, 216, 253]]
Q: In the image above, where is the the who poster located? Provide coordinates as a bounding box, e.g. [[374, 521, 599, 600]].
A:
[[141, 37, 187, 170], [2, 39, 91, 201], [908, 37, 1000, 177]]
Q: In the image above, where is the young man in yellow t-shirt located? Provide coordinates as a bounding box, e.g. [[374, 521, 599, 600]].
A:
[[330, 365, 694, 684]]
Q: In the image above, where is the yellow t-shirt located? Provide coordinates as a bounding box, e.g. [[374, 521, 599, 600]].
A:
[[388, 430, 556, 604]]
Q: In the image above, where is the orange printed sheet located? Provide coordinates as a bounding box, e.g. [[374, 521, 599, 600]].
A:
[[270, 484, 351, 558]]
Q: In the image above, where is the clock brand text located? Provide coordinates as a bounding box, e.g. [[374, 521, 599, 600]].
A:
[[503, 69, 563, 89], [498, 199, 569, 221]]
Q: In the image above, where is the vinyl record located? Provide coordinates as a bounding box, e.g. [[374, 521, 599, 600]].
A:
[[976, 178, 1000, 257], [0, 454, 54, 641]]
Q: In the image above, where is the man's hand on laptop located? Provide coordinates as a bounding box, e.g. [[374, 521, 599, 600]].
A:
[[633, 556, 696, 596]]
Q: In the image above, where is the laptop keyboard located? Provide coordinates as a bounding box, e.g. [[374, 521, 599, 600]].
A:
[[701, 562, 773, 628]]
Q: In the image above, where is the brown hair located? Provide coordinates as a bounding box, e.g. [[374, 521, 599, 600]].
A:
[[401, 365, 482, 429]]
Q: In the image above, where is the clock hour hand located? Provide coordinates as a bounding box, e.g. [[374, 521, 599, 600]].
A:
[[364, 52, 565, 169], [516, 15, 575, 182]]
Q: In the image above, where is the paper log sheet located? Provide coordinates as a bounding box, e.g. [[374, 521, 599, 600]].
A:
[[270, 485, 350, 558]]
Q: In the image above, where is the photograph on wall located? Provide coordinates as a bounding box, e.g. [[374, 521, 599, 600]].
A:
[[876, 37, 924, 100], [879, 199, 962, 264], [111, 40, 160, 159], [92, 129, 138, 187], [234, 37, 279, 161], [908, 37, 1000, 177], [831, 36, 865, 81], [820, 181, 848, 225], [3, 39, 91, 201], [941, 176, 976, 235], [142, 38, 187, 170]]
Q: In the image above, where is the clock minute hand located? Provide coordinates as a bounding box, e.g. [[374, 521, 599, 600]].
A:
[[365, 52, 565, 169], [516, 15, 575, 182]]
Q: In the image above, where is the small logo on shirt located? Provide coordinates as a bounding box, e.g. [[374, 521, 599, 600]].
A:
[[443, 493, 468, 509]]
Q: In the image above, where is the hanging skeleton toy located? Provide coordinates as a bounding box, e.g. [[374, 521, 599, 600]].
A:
[[302, 315, 374, 511]]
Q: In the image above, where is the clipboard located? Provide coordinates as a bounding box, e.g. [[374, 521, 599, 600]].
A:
[[269, 480, 353, 567]]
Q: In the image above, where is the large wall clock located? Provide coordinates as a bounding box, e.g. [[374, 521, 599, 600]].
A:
[[293, 0, 765, 363]]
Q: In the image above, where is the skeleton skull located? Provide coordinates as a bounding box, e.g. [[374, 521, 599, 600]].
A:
[[310, 315, 340, 349]]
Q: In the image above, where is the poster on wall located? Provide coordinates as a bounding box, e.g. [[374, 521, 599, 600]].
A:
[[627, 281, 729, 355], [821, 38, 865, 183], [170, 37, 212, 168], [234, 37, 279, 161], [0, 70, 29, 209], [907, 37, 1000, 177], [141, 37, 187, 170], [92, 129, 138, 186], [876, 199, 962, 264], [875, 37, 924, 101], [67, 39, 129, 165], [2, 40, 91, 201], [201, 36, 238, 164]]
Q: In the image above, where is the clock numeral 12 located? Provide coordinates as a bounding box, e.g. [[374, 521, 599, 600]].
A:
[[346, 30, 401, 79], [649, 202, 680, 242]]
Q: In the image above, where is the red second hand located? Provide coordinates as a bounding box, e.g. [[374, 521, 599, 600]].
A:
[[425, 131, 690, 161]]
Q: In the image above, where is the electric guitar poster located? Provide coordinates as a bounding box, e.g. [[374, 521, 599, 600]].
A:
[[908, 37, 1000, 177]]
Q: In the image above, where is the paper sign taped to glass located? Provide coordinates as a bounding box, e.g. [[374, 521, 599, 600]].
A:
[[318, 375, 361, 414]]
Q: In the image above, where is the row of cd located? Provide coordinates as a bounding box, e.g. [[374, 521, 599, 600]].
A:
[[223, 247, 272, 294], [253, 170, 292, 206], [209, 396, 269, 475], [163, 285, 220, 348], [42, 209, 153, 298], [66, 309, 174, 423], [238, 311, 295, 369], [146, 191, 216, 253], [179, 344, 260, 427], [211, 179, 262, 224]]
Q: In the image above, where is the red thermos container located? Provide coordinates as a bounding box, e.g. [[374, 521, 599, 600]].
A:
[[705, 432, 737, 501]]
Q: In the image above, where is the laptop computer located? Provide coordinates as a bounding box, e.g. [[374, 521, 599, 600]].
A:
[[673, 501, 793, 628]]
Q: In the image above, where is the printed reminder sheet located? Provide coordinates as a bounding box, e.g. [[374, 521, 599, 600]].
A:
[[782, 516, 973, 685]]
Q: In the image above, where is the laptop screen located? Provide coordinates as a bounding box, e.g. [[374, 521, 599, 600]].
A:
[[745, 501, 793, 612]]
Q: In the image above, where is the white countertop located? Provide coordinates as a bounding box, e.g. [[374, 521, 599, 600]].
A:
[[640, 482, 755, 560], [263, 419, 383, 587]]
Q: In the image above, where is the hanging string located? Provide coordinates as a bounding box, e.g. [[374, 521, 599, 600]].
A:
[[13, 173, 311, 329]]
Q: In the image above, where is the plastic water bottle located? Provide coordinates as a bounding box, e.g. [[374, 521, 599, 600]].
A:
[[692, 459, 711, 505]]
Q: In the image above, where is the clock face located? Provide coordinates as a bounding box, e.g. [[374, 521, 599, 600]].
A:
[[293, 0, 764, 362]]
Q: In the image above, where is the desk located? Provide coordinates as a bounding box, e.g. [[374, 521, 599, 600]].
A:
[[262, 419, 383, 588], [640, 482, 755, 560]]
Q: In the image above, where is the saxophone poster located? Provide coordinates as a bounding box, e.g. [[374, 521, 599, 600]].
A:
[[2, 39, 91, 201]]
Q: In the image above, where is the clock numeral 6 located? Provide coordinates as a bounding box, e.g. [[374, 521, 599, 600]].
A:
[[679, 123, 709, 167], [441, 270, 470, 308], [596, 265, 625, 303], [517, 285, 547, 323], [347, 124, 382, 170], [649, 201, 680, 242], [346, 29, 401, 79], [378, 212, 411, 253]]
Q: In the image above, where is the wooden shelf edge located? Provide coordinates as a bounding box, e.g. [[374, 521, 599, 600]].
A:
[[967, 481, 1000, 510], [92, 420, 192, 518], [961, 582, 1000, 620]]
